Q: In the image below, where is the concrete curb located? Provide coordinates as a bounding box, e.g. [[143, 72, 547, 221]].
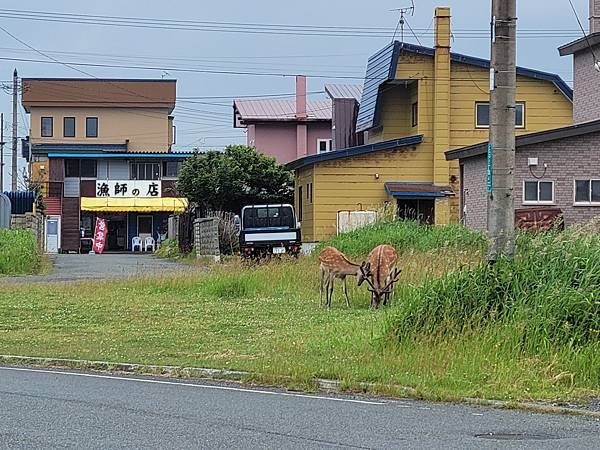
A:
[[1, 354, 598, 418]]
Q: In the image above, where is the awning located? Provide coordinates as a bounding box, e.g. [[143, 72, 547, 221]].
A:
[[384, 182, 454, 198], [81, 197, 188, 212]]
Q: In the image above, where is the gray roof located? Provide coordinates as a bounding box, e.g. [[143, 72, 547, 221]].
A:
[[558, 32, 600, 56], [445, 119, 600, 161], [324, 84, 363, 101]]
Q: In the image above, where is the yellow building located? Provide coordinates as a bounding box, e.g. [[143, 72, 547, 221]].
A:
[[287, 7, 574, 242]]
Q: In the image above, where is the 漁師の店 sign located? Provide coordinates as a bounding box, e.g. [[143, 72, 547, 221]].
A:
[[96, 180, 162, 198]]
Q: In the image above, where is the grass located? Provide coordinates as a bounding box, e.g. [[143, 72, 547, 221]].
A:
[[0, 229, 42, 275], [0, 221, 598, 402]]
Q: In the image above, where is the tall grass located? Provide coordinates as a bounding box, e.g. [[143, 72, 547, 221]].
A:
[[319, 220, 486, 258], [0, 229, 41, 275], [386, 229, 600, 387]]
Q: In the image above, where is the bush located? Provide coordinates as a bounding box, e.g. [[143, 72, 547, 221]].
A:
[[386, 230, 600, 349], [155, 239, 182, 259], [0, 229, 41, 275], [319, 220, 486, 258]]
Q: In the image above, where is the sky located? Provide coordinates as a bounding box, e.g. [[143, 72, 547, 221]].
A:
[[0, 0, 590, 191]]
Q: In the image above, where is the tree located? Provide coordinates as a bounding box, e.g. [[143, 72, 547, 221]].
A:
[[177, 145, 294, 214]]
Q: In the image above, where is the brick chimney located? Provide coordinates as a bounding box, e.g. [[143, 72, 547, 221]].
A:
[[591, 0, 600, 34], [296, 75, 308, 158]]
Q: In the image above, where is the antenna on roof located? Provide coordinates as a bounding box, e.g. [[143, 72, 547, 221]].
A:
[[391, 0, 415, 43]]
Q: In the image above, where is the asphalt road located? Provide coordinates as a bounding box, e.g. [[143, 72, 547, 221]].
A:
[[0, 366, 598, 449], [2, 254, 193, 284]]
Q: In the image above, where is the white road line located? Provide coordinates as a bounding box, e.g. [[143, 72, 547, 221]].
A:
[[0, 366, 386, 405]]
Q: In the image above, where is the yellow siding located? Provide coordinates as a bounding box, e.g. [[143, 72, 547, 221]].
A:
[[298, 12, 574, 241], [295, 166, 315, 241]]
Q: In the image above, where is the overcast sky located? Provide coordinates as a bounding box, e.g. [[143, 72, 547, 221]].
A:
[[0, 0, 590, 190]]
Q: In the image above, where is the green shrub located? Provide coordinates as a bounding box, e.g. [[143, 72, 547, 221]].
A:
[[155, 239, 182, 259], [0, 229, 41, 275], [386, 230, 600, 349], [319, 220, 486, 258]]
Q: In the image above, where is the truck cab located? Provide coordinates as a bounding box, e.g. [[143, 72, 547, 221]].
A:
[[238, 204, 301, 258]]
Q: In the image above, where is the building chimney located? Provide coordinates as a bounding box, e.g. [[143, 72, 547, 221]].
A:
[[590, 0, 600, 34], [295, 75, 308, 158], [432, 6, 452, 198], [295, 75, 307, 120]]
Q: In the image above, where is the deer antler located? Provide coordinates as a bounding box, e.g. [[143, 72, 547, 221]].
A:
[[359, 262, 377, 293], [381, 267, 402, 294]]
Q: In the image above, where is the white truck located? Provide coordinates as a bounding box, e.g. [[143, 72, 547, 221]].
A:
[[237, 204, 301, 258]]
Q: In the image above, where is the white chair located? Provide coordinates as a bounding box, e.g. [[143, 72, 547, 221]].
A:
[[132, 236, 142, 252], [144, 236, 156, 252]]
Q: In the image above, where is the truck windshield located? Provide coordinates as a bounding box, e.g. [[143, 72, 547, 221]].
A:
[[243, 206, 294, 229]]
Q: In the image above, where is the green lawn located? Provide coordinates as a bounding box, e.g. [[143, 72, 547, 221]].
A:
[[0, 222, 597, 403]]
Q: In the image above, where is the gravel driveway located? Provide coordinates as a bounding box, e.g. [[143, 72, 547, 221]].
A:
[[1, 253, 194, 284]]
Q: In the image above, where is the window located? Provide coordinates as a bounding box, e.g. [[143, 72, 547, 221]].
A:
[[411, 102, 418, 127], [162, 161, 183, 178], [65, 159, 80, 178], [65, 159, 97, 178], [63, 117, 75, 137], [317, 139, 332, 153], [298, 186, 303, 221], [80, 160, 97, 178], [86, 117, 98, 138], [138, 216, 153, 235], [309, 183, 313, 204], [476, 102, 525, 128], [523, 180, 554, 204], [41, 117, 53, 137], [574, 179, 600, 205], [131, 162, 161, 180]]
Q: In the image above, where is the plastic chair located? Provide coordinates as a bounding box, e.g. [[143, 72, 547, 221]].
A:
[[132, 236, 142, 252], [144, 236, 156, 252]]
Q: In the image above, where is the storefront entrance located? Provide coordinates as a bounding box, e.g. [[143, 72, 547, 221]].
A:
[[106, 215, 128, 251]]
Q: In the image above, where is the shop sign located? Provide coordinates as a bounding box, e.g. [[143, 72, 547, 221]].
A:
[[96, 180, 162, 198]]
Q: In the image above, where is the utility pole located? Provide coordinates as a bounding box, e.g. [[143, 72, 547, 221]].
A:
[[0, 113, 4, 192], [11, 68, 18, 192], [487, 0, 517, 262]]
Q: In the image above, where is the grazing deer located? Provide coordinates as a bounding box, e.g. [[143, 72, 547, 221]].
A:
[[358, 244, 401, 308], [318, 246, 364, 308]]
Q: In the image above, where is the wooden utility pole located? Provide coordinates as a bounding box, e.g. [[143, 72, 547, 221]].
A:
[[11, 68, 18, 192], [0, 113, 4, 192], [487, 0, 517, 262]]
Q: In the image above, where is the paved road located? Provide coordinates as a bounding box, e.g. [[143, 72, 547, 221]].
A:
[[0, 366, 597, 449], [2, 254, 193, 284]]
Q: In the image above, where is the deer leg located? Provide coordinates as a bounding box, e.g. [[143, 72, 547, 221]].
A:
[[319, 266, 325, 306], [342, 277, 350, 308], [327, 275, 335, 308]]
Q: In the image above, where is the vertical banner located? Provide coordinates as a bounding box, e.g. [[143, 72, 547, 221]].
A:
[[487, 143, 493, 193], [93, 218, 107, 254]]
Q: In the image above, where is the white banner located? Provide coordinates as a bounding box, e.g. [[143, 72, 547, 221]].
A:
[[96, 180, 162, 198]]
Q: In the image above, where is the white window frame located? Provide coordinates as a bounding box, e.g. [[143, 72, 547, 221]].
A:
[[523, 180, 555, 205], [573, 179, 600, 206], [317, 138, 332, 153], [475, 102, 525, 129]]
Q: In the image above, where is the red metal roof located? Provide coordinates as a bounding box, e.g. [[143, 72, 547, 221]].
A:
[[234, 99, 331, 121]]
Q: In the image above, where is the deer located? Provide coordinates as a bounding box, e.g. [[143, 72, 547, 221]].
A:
[[358, 244, 402, 308], [318, 246, 365, 308]]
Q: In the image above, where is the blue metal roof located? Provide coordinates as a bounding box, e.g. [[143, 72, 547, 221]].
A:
[[32, 143, 128, 153], [47, 152, 193, 159], [384, 182, 451, 198], [356, 41, 574, 133], [285, 135, 424, 171]]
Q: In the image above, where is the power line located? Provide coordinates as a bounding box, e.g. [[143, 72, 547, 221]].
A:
[[567, 0, 599, 64]]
